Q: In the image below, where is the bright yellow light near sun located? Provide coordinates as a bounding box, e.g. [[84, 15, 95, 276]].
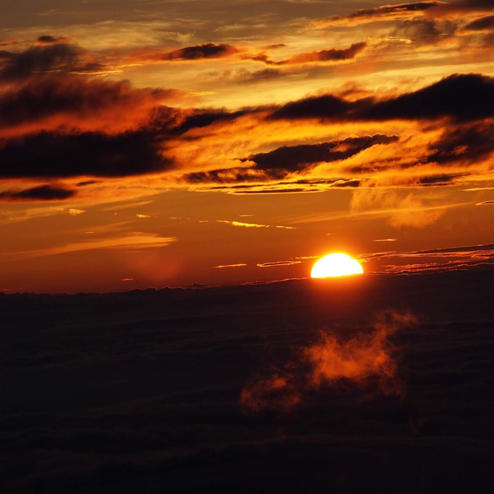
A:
[[311, 253, 364, 278]]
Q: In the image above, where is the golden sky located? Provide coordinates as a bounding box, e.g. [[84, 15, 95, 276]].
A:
[[0, 0, 493, 292]]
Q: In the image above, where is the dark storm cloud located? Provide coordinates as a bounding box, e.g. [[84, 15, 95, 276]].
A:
[[253, 42, 366, 65], [269, 74, 494, 122], [0, 43, 102, 81], [0, 184, 76, 201], [184, 135, 397, 183], [161, 43, 237, 61], [0, 131, 173, 178], [463, 15, 494, 30]]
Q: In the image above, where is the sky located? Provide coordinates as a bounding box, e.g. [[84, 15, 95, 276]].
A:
[[0, 0, 493, 293]]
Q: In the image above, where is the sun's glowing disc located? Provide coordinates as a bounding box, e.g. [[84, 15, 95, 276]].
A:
[[311, 253, 364, 278]]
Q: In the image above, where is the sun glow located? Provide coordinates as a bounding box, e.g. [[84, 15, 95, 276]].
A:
[[311, 253, 364, 278]]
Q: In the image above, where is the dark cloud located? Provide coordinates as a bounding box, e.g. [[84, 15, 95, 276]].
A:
[[234, 68, 285, 84], [0, 130, 173, 178], [463, 15, 494, 30], [390, 19, 457, 44], [76, 180, 99, 187], [362, 74, 494, 121], [185, 135, 397, 183], [317, 1, 443, 26], [414, 243, 494, 254], [161, 43, 237, 61], [417, 173, 465, 185], [331, 179, 361, 188], [168, 109, 249, 135], [0, 184, 76, 201], [270, 74, 494, 123], [36, 35, 67, 44], [426, 120, 494, 164], [253, 42, 366, 65], [435, 0, 494, 13], [270, 94, 357, 121], [0, 43, 102, 81], [0, 76, 172, 133], [247, 135, 398, 173]]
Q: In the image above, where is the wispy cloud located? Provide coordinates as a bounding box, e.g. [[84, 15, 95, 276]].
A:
[[256, 260, 302, 268], [214, 263, 247, 269], [4, 233, 176, 259], [217, 219, 295, 230]]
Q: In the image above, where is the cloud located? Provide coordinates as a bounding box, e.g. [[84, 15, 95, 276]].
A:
[[0, 130, 173, 178], [1, 70, 490, 200], [390, 18, 457, 45], [67, 208, 85, 215], [426, 120, 494, 165], [256, 260, 301, 268], [252, 42, 366, 65], [9, 233, 177, 259], [0, 76, 180, 137], [0, 43, 102, 82], [416, 173, 465, 185], [246, 135, 398, 175], [0, 184, 76, 201], [36, 35, 68, 45], [430, 0, 494, 16], [184, 135, 398, 184], [368, 243, 494, 273], [241, 311, 417, 413], [217, 219, 295, 229], [312, 1, 445, 27], [270, 74, 494, 123], [350, 189, 447, 228], [214, 263, 247, 269], [463, 15, 494, 30], [131, 43, 238, 63], [232, 67, 285, 84]]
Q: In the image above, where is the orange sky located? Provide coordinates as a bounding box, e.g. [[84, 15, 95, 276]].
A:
[[0, 0, 493, 292]]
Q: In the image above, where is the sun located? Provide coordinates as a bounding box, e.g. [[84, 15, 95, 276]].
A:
[[311, 253, 364, 278]]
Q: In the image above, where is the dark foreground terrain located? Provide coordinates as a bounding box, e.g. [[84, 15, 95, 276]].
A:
[[1, 267, 492, 493]]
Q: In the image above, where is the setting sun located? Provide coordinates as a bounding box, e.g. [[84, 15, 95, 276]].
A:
[[311, 253, 364, 278]]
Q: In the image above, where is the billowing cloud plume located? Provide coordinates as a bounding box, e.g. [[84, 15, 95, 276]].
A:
[[241, 311, 417, 413]]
